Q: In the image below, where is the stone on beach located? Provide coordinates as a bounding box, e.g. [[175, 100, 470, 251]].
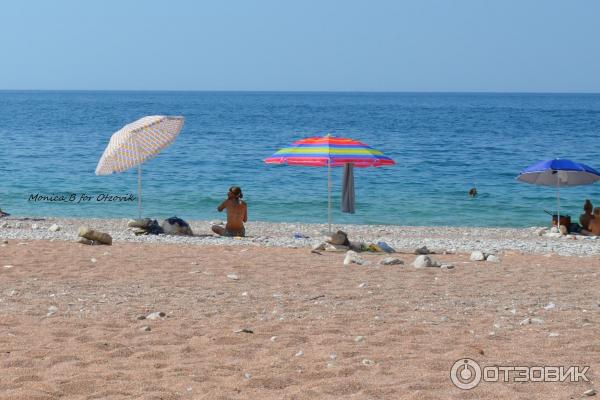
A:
[[145, 311, 166, 320], [48, 224, 61, 232], [486, 254, 500, 263], [414, 246, 432, 255], [470, 251, 486, 261], [227, 273, 240, 280], [520, 317, 544, 325], [46, 306, 58, 317], [412, 255, 440, 268], [379, 257, 404, 265], [78, 226, 112, 245], [343, 250, 369, 266], [76, 237, 95, 245]]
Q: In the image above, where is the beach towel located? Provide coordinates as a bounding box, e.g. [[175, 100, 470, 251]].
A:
[[342, 163, 355, 213]]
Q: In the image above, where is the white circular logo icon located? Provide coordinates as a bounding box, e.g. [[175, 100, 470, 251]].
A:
[[450, 358, 482, 390]]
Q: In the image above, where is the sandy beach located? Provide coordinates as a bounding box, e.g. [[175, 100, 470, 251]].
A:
[[1, 219, 599, 399]]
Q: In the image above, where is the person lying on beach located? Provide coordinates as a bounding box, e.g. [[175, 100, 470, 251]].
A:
[[0, 209, 9, 218], [587, 207, 600, 236], [211, 186, 247, 237]]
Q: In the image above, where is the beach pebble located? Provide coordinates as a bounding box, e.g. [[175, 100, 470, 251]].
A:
[[295, 350, 304, 357], [48, 224, 61, 232], [227, 273, 240, 280], [412, 255, 440, 268], [47, 306, 58, 317], [90, 258, 97, 263], [544, 302, 556, 310], [354, 335, 365, 342], [234, 328, 254, 334], [584, 389, 596, 396], [548, 332, 560, 337], [379, 257, 404, 265], [358, 282, 368, 288], [343, 250, 369, 266], [440, 264, 455, 270], [270, 336, 278, 342], [414, 246, 431, 255], [3, 265, 14, 269], [520, 317, 544, 325], [31, 223, 38, 230], [1, 239, 7, 244], [78, 226, 112, 245], [244, 372, 252, 379], [139, 325, 151, 332], [146, 311, 166, 320], [362, 359, 375, 366], [470, 251, 486, 261], [486, 254, 500, 263]]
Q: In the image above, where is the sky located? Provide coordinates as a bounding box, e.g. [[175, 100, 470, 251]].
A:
[[1, 0, 599, 92]]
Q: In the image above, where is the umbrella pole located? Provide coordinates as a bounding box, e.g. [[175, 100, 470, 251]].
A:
[[556, 181, 560, 229], [328, 160, 332, 234], [138, 165, 142, 219]]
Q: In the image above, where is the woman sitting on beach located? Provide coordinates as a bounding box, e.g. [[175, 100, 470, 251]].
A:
[[587, 207, 600, 236], [211, 186, 248, 237], [579, 199, 594, 231]]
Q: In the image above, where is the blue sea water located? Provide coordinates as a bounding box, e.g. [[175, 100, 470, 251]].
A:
[[1, 90, 600, 227]]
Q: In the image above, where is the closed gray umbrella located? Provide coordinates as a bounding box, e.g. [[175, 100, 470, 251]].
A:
[[341, 163, 355, 213]]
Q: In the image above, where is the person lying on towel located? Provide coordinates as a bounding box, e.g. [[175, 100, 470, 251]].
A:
[[212, 186, 247, 237]]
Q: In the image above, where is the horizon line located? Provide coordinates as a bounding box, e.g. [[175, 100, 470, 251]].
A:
[[0, 89, 599, 95]]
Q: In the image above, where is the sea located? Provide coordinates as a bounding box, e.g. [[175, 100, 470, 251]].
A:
[[1, 91, 599, 227]]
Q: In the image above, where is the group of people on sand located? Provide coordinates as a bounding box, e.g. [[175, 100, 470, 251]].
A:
[[579, 199, 600, 235]]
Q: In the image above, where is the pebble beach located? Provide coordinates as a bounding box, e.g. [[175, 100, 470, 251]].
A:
[[1, 216, 600, 256]]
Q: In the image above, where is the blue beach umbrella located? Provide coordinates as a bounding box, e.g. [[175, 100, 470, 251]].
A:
[[517, 159, 600, 225]]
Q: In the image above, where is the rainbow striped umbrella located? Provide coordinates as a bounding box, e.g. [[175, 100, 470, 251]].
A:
[[265, 134, 395, 232]]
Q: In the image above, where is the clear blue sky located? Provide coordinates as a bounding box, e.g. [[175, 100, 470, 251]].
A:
[[1, 0, 599, 92]]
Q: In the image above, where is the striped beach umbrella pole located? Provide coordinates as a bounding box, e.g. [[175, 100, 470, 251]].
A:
[[95, 115, 185, 219], [265, 134, 395, 233]]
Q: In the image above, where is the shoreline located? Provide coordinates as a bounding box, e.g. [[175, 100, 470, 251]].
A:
[[1, 216, 599, 256]]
